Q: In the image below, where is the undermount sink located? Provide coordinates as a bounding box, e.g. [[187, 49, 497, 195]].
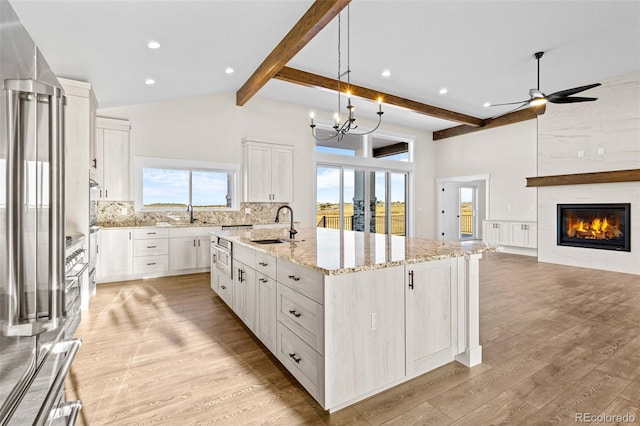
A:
[[251, 239, 287, 245]]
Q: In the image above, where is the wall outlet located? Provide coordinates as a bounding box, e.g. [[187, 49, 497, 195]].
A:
[[597, 147, 605, 155], [121, 207, 127, 215], [578, 150, 585, 157], [370, 313, 377, 331], [244, 207, 251, 214]]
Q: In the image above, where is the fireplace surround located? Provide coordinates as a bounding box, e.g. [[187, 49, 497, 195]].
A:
[[557, 203, 631, 252]]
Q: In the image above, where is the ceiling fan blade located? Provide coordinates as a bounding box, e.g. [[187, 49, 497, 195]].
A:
[[549, 96, 598, 104], [547, 83, 601, 100], [489, 102, 529, 119], [489, 100, 530, 107]]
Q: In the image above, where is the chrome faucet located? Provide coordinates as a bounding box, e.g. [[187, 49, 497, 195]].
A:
[[186, 203, 197, 223], [275, 205, 297, 239]]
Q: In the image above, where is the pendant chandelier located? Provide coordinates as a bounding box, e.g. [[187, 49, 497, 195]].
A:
[[310, 5, 383, 142]]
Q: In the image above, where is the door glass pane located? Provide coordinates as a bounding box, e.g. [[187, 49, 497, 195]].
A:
[[390, 173, 406, 236], [345, 169, 366, 232], [460, 187, 474, 239], [372, 171, 386, 234], [316, 166, 341, 229], [142, 168, 189, 209], [192, 170, 230, 208]]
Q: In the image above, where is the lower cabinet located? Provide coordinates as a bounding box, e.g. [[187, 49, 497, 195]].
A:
[[210, 249, 219, 292], [170, 237, 198, 270], [217, 274, 233, 306], [256, 273, 277, 353], [233, 260, 256, 333], [97, 228, 133, 280], [510, 222, 537, 248], [405, 259, 458, 376], [484, 220, 537, 249]]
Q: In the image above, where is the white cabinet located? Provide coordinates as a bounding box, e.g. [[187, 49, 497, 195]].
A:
[[210, 246, 219, 293], [233, 260, 256, 332], [96, 117, 130, 200], [510, 222, 537, 248], [242, 140, 293, 202], [97, 228, 133, 280], [218, 274, 233, 306], [484, 220, 537, 249], [168, 229, 211, 271], [256, 272, 277, 353], [405, 260, 458, 376], [132, 228, 169, 275]]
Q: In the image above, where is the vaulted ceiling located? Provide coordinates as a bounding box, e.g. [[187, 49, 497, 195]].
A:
[[11, 0, 640, 133]]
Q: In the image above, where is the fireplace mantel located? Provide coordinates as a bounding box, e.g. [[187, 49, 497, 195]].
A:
[[526, 169, 640, 187]]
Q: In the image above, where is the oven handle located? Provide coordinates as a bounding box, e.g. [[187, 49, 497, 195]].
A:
[[66, 262, 89, 279], [34, 339, 82, 425]]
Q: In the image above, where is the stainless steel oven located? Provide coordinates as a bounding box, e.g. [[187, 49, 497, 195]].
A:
[[212, 237, 232, 279]]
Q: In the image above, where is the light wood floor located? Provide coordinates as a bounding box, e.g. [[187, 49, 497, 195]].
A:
[[66, 254, 640, 425]]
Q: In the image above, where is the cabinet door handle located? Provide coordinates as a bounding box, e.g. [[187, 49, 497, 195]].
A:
[[193, 240, 196, 247], [288, 275, 300, 282], [147, 246, 156, 248], [238, 269, 244, 282], [99, 189, 102, 198], [288, 353, 301, 363], [213, 254, 216, 263], [288, 309, 302, 318], [92, 158, 97, 168], [259, 278, 267, 283], [105, 189, 108, 198], [146, 262, 156, 266], [408, 270, 414, 290], [147, 232, 156, 235], [198, 240, 201, 247], [258, 262, 268, 267], [221, 285, 226, 290], [129, 231, 132, 240]]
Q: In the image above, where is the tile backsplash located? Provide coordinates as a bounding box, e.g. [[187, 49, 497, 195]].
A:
[[98, 201, 290, 227]]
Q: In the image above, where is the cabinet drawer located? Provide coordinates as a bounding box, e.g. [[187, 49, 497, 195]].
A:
[[277, 259, 323, 303], [133, 255, 168, 274], [277, 322, 323, 401], [255, 251, 276, 279], [133, 238, 168, 256], [277, 284, 324, 354], [233, 243, 255, 269], [217, 274, 233, 307], [133, 228, 169, 239]]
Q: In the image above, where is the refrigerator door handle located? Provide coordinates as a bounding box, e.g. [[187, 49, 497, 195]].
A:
[[3, 79, 66, 337]]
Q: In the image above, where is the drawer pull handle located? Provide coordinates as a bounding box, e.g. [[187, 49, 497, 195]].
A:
[[288, 353, 301, 363], [221, 285, 226, 290], [147, 232, 156, 235], [288, 309, 302, 318], [146, 262, 156, 266], [147, 245, 157, 248], [288, 275, 300, 282], [259, 278, 268, 283], [258, 262, 268, 266]]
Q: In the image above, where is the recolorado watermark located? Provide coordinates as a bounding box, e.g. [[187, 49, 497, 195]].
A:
[[576, 412, 637, 423]]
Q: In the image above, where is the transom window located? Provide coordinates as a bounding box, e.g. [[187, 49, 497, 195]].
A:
[[134, 156, 239, 211]]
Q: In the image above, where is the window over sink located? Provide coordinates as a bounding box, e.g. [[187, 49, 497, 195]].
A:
[[134, 156, 239, 211]]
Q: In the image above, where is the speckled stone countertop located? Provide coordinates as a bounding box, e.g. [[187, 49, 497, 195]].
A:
[[211, 227, 501, 275]]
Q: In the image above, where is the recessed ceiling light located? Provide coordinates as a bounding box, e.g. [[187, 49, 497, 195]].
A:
[[439, 88, 448, 95], [381, 70, 391, 77], [225, 67, 234, 75], [483, 102, 491, 107], [147, 41, 161, 49], [145, 78, 155, 85]]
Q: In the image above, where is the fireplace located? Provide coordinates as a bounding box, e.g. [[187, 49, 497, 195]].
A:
[[557, 203, 630, 251]]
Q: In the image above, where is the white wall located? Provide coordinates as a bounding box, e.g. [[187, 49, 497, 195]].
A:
[[99, 93, 436, 234], [537, 71, 640, 274], [434, 120, 538, 222]]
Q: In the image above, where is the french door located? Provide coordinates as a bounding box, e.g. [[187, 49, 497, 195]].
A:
[[316, 165, 407, 236]]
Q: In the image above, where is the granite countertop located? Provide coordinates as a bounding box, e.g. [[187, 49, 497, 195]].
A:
[[99, 222, 223, 229], [211, 227, 501, 275]]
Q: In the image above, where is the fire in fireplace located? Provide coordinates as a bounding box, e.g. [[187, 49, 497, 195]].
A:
[[557, 204, 630, 251]]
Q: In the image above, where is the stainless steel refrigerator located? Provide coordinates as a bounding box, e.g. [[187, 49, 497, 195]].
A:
[[1, 1, 82, 424]]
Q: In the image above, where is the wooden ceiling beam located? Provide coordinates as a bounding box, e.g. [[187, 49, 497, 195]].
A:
[[432, 107, 542, 141], [274, 66, 484, 127], [236, 0, 350, 106]]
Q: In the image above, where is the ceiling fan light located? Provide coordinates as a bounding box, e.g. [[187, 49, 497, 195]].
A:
[[530, 97, 547, 107]]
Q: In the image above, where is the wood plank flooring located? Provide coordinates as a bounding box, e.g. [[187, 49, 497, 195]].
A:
[[66, 254, 640, 425]]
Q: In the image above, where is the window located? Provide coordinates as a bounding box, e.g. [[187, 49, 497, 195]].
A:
[[134, 156, 239, 211]]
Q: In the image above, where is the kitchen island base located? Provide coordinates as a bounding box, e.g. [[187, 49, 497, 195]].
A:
[[210, 228, 490, 412]]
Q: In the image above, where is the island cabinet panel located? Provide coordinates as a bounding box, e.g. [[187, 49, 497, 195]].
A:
[[210, 249, 219, 293], [276, 259, 323, 303], [277, 322, 324, 404], [217, 274, 233, 307], [233, 260, 256, 332], [256, 273, 277, 353], [405, 258, 458, 377], [323, 266, 406, 409], [276, 284, 324, 354]]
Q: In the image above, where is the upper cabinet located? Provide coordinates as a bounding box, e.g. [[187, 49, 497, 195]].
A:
[[59, 78, 97, 235], [242, 140, 293, 203], [96, 117, 130, 201]]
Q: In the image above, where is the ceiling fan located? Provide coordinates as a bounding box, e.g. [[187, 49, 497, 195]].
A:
[[490, 51, 601, 115]]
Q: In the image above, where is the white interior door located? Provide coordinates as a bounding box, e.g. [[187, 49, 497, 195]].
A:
[[442, 183, 460, 241]]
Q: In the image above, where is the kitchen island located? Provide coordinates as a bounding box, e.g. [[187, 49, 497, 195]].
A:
[[210, 227, 497, 412]]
